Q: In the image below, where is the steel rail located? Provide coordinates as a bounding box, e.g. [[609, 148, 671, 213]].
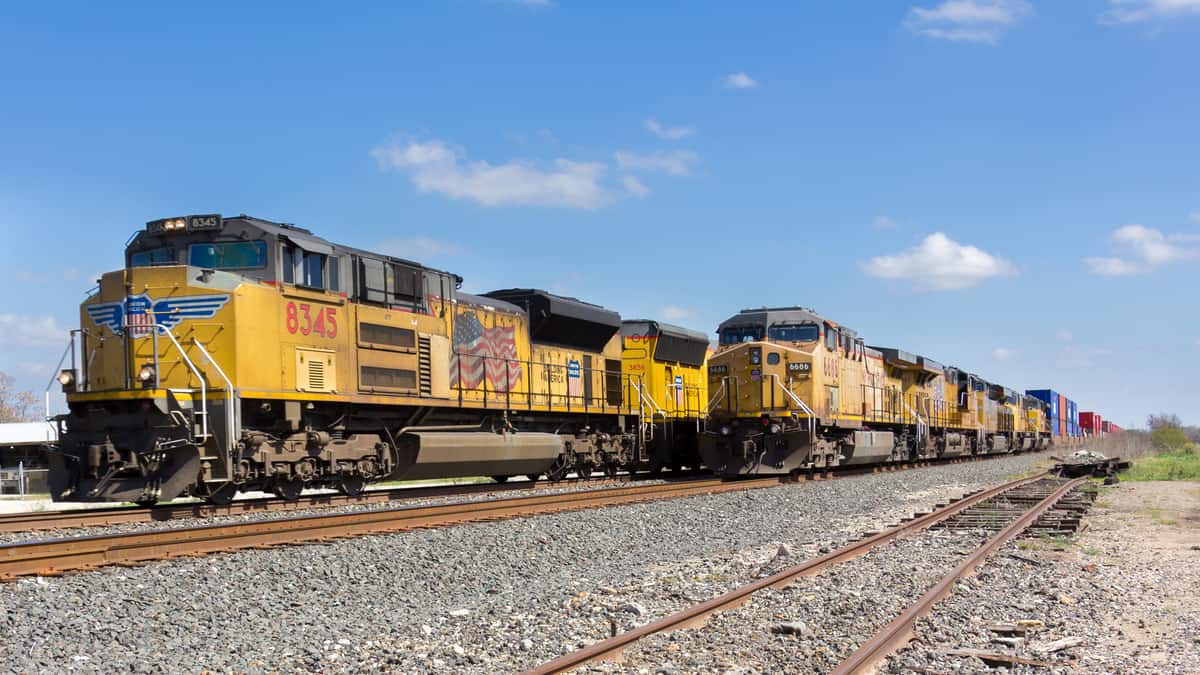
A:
[[0, 450, 1030, 535], [0, 475, 643, 535], [829, 475, 1089, 674], [524, 471, 1053, 675], [0, 477, 789, 581]]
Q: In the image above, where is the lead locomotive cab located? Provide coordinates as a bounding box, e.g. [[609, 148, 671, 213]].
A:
[[53, 214, 466, 504]]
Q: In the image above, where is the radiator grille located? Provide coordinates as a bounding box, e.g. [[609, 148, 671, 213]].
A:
[[418, 335, 433, 396]]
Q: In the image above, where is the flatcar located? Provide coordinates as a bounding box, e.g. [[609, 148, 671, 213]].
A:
[[699, 306, 1052, 477], [49, 214, 704, 504]]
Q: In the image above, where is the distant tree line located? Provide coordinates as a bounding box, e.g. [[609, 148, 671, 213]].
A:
[[1146, 413, 1198, 453]]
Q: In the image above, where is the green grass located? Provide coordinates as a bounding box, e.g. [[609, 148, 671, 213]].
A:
[[1122, 447, 1200, 482]]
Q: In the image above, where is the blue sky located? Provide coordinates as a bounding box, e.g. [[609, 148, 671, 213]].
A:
[[1, 1, 1197, 428]]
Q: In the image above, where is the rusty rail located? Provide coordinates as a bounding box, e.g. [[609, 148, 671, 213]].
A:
[[524, 471, 1054, 674], [0, 477, 790, 581], [829, 475, 1089, 674]]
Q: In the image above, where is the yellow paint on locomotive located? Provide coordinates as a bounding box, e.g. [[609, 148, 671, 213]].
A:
[[72, 266, 637, 417], [621, 334, 707, 421]]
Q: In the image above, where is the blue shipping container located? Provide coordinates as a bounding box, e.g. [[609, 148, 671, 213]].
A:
[[1026, 389, 1059, 418]]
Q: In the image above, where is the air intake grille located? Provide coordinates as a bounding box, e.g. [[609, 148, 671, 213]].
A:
[[296, 348, 337, 393], [308, 358, 325, 390], [418, 335, 433, 396]]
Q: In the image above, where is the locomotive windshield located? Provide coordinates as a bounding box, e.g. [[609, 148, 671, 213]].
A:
[[189, 241, 268, 269], [719, 326, 763, 345], [130, 247, 174, 267], [767, 323, 819, 342]]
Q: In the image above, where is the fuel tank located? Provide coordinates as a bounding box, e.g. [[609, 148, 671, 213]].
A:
[[389, 431, 564, 481]]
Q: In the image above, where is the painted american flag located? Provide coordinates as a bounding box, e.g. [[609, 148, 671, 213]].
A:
[[450, 312, 523, 392]]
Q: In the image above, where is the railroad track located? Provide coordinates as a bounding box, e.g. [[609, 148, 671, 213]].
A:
[[0, 477, 787, 581], [527, 472, 1094, 674], [0, 474, 642, 535], [1, 452, 1036, 536]]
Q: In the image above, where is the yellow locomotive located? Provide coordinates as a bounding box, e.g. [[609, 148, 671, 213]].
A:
[[50, 214, 705, 504], [699, 307, 1050, 476]]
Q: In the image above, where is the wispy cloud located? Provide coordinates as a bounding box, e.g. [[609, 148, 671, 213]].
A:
[[873, 215, 899, 230], [904, 0, 1032, 44], [724, 72, 759, 89], [614, 150, 699, 177], [862, 232, 1016, 290], [645, 119, 696, 140], [1189, 211, 1200, 224], [661, 305, 694, 321], [1056, 329, 1074, 343], [1086, 256, 1142, 276], [0, 313, 67, 349], [622, 175, 650, 198], [379, 236, 462, 261], [1101, 0, 1200, 23], [1085, 223, 1199, 275], [372, 137, 610, 209], [991, 347, 1013, 361]]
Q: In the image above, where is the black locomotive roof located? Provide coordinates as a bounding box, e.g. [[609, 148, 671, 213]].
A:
[[456, 292, 525, 316], [483, 289, 620, 329], [620, 319, 708, 345], [483, 288, 621, 351], [717, 306, 827, 331]]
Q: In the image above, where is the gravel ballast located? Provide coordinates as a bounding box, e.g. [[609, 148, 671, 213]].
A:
[[0, 451, 1055, 672]]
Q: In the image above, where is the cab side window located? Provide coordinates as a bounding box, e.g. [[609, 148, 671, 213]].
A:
[[825, 327, 838, 351]]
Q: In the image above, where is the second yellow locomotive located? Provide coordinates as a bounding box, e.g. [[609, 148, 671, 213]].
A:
[[700, 306, 1050, 476]]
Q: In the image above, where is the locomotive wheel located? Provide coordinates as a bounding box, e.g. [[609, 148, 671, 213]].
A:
[[337, 476, 366, 497], [603, 462, 620, 478], [207, 483, 238, 506], [491, 475, 511, 484], [134, 498, 158, 507], [525, 474, 541, 482], [577, 463, 593, 479], [273, 478, 304, 501]]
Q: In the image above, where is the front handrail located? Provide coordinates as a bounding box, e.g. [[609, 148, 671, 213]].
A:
[[770, 374, 816, 439], [632, 381, 667, 419], [150, 323, 209, 441], [904, 399, 926, 448], [190, 338, 237, 453], [707, 377, 728, 412]]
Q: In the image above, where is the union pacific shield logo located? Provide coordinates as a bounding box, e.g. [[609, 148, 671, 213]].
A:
[[86, 293, 230, 336]]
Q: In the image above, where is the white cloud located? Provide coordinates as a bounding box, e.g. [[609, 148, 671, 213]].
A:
[[645, 119, 696, 140], [614, 150, 699, 177], [622, 175, 650, 198], [1086, 256, 1142, 276], [724, 72, 759, 89], [991, 347, 1013, 361], [0, 314, 67, 349], [379, 237, 462, 261], [872, 215, 899, 229], [371, 138, 610, 209], [661, 305, 694, 321], [904, 0, 1032, 44], [1056, 330, 1074, 343], [1190, 211, 1200, 224], [1102, 0, 1200, 23], [862, 232, 1017, 290], [1085, 223, 1199, 275]]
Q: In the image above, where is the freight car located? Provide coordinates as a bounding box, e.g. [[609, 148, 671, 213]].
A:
[[699, 307, 1052, 477], [48, 214, 705, 504]]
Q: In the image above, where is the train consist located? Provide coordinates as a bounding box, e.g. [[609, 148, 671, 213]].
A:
[[47, 213, 1110, 503]]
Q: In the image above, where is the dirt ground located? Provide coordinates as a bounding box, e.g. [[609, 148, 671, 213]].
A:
[[1047, 480, 1200, 671]]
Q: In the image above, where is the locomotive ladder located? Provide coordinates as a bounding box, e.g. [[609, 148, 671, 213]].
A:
[[149, 324, 239, 470]]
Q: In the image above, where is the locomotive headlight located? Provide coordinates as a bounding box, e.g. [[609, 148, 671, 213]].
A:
[[164, 218, 186, 231], [770, 423, 782, 435], [138, 364, 156, 385], [58, 369, 76, 390], [720, 426, 731, 436]]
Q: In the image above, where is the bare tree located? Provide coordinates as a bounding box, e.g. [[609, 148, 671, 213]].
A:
[[1147, 413, 1183, 430], [0, 371, 40, 423]]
